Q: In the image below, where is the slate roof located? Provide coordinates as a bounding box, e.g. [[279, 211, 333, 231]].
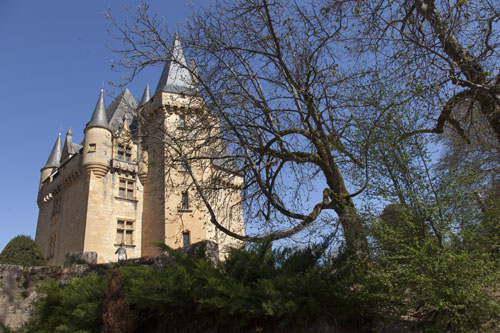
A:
[[140, 84, 151, 105], [155, 36, 196, 95], [106, 88, 138, 133], [60, 127, 82, 162], [87, 89, 109, 130], [43, 133, 62, 169]]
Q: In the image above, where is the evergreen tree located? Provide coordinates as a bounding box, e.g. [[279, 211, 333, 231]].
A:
[[0, 235, 46, 266]]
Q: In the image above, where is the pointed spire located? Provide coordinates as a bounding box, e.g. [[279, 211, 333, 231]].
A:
[[43, 133, 62, 169], [155, 35, 196, 95], [140, 83, 151, 105], [61, 127, 74, 161], [86, 89, 109, 130]]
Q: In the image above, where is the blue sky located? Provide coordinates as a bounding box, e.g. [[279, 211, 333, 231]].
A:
[[0, 1, 204, 252]]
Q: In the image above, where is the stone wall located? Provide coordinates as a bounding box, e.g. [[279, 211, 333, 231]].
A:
[[0, 241, 218, 332], [0, 264, 99, 331]]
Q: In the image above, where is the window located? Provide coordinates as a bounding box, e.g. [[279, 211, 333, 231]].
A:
[[49, 233, 56, 258], [181, 191, 189, 210], [119, 179, 135, 199], [180, 160, 189, 171], [182, 231, 190, 247], [117, 144, 132, 162], [88, 143, 96, 152], [116, 220, 134, 245], [179, 115, 185, 128], [52, 196, 62, 216]]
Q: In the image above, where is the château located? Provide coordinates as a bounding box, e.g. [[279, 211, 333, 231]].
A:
[[35, 37, 244, 265]]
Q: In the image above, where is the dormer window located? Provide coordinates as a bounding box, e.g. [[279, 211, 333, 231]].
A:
[[117, 144, 132, 162]]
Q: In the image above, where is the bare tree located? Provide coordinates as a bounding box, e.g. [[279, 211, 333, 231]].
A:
[[107, 0, 374, 257], [343, 0, 500, 144]]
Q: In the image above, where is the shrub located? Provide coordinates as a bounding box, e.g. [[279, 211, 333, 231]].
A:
[[23, 241, 500, 332], [25, 273, 108, 333], [0, 235, 46, 266]]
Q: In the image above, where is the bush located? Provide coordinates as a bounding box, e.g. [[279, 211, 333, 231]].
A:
[[25, 273, 108, 333], [369, 204, 500, 331], [392, 248, 500, 331], [24, 241, 500, 332], [0, 235, 46, 266]]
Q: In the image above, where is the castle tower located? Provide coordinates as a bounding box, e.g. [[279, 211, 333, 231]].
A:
[[139, 36, 244, 258], [82, 89, 112, 178], [81, 87, 143, 264], [40, 133, 62, 187]]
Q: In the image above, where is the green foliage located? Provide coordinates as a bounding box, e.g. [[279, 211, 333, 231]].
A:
[[0, 235, 46, 266], [119, 241, 351, 330], [368, 203, 500, 331], [24, 240, 500, 331], [0, 323, 12, 333], [25, 273, 108, 333], [464, 187, 500, 255], [376, 246, 500, 331], [372, 204, 432, 258]]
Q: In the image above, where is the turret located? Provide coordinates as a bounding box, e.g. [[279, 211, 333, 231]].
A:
[[138, 85, 149, 185], [138, 148, 148, 185], [40, 133, 62, 187], [82, 89, 112, 178], [140, 83, 150, 105]]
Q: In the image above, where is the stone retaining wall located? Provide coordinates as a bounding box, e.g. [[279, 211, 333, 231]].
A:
[[0, 241, 218, 331]]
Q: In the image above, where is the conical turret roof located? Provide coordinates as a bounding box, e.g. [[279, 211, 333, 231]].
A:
[[155, 35, 196, 95], [86, 89, 109, 130], [43, 133, 62, 169], [140, 84, 151, 105]]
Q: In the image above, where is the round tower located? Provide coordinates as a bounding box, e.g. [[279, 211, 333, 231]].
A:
[[83, 89, 112, 178], [40, 133, 62, 187]]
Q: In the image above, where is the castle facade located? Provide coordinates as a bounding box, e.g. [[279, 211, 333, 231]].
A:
[[35, 38, 244, 265]]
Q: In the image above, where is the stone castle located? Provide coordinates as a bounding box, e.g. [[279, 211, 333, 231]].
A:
[[35, 38, 245, 265]]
